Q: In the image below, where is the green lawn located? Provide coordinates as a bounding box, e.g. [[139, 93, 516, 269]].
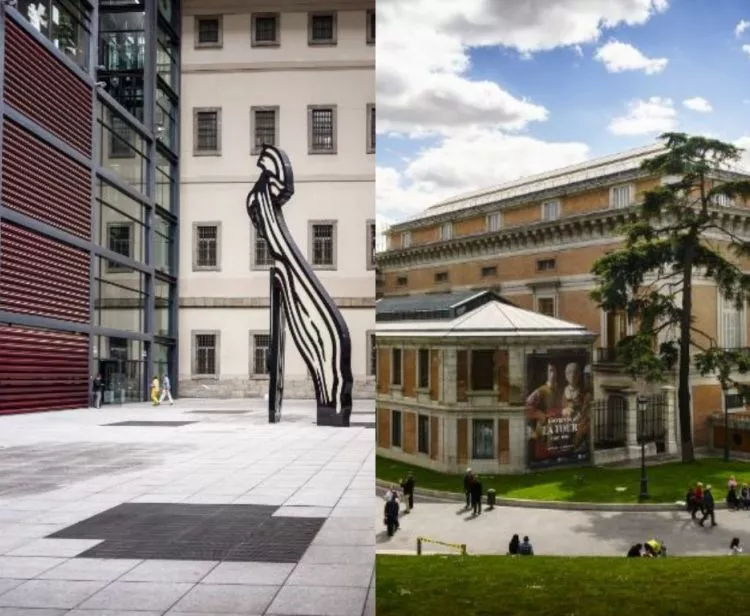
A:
[[377, 555, 750, 616], [376, 455, 750, 503]]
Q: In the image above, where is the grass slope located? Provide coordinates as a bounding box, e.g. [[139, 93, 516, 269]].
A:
[[377, 456, 750, 503], [377, 554, 750, 616]]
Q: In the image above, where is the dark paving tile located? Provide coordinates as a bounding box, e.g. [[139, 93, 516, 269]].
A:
[[48, 503, 325, 564], [102, 421, 198, 427], [349, 422, 375, 429]]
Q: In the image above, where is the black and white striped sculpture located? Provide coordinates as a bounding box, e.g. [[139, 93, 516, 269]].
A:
[[246, 145, 353, 427]]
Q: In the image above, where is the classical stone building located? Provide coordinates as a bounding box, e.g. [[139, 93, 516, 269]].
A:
[[179, 0, 376, 398], [377, 144, 750, 450], [375, 290, 616, 473]]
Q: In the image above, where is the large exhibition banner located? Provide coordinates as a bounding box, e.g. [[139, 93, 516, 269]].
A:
[[525, 350, 592, 469]]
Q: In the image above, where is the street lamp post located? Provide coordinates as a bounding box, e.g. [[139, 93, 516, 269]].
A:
[[724, 388, 730, 463], [637, 394, 650, 501]]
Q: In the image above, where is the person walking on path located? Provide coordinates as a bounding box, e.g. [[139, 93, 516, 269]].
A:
[[384, 492, 400, 537], [159, 374, 174, 405], [400, 472, 415, 513], [518, 536, 534, 556], [690, 482, 705, 520], [699, 485, 717, 527], [92, 374, 105, 409], [470, 474, 483, 516], [463, 468, 473, 509], [150, 376, 160, 406]]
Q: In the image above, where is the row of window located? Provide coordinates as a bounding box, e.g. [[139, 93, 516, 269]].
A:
[[193, 331, 377, 377], [394, 257, 559, 287], [388, 347, 496, 392], [388, 411, 495, 460], [192, 104, 376, 157], [194, 10, 375, 49], [192, 221, 377, 271]]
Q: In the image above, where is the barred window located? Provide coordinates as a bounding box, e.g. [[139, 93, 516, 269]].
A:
[[418, 415, 429, 454], [537, 297, 555, 317], [311, 223, 335, 266], [472, 419, 494, 459], [252, 14, 278, 45], [611, 184, 633, 209], [391, 410, 402, 447], [195, 334, 217, 375], [470, 349, 495, 391], [195, 110, 220, 153], [542, 200, 560, 221], [367, 104, 376, 153], [253, 334, 271, 375], [309, 13, 335, 44], [252, 108, 277, 153], [418, 349, 429, 389], [368, 222, 376, 268], [196, 17, 221, 45], [309, 107, 335, 152], [366, 9, 375, 44], [368, 333, 376, 376], [195, 225, 218, 268], [392, 348, 402, 386], [254, 235, 274, 267]]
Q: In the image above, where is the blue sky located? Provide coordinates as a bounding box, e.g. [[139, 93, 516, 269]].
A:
[[376, 0, 750, 231]]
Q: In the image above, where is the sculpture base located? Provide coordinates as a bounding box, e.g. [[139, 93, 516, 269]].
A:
[[316, 405, 351, 427]]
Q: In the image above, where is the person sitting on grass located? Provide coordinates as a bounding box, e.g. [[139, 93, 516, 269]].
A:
[[518, 536, 534, 556], [627, 543, 643, 557], [730, 537, 743, 555], [508, 534, 520, 556], [741, 484, 750, 510], [644, 539, 665, 557]]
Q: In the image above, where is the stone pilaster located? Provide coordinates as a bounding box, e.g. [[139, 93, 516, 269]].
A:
[[443, 348, 457, 405], [661, 385, 678, 454], [443, 416, 458, 469], [508, 348, 526, 405]]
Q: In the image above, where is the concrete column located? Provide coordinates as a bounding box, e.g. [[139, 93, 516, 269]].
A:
[[623, 388, 639, 448], [508, 415, 526, 472], [443, 416, 458, 470], [661, 385, 678, 454], [443, 348, 457, 404], [508, 347, 525, 405]]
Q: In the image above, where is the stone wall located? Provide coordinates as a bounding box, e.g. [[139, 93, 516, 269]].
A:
[[179, 377, 375, 400]]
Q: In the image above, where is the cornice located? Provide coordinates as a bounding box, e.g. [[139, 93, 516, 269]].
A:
[[377, 204, 750, 271]]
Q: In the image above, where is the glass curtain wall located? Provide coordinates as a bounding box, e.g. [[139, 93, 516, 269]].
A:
[[92, 0, 180, 403]]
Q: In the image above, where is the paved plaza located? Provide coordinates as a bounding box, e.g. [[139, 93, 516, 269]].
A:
[[376, 500, 750, 557], [0, 398, 375, 615]]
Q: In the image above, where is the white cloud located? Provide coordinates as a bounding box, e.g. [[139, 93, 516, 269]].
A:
[[377, 130, 590, 225], [594, 40, 668, 74], [378, 0, 669, 136], [683, 97, 712, 113], [736, 19, 750, 37], [608, 97, 678, 135], [743, 44, 750, 57], [574, 44, 584, 56]]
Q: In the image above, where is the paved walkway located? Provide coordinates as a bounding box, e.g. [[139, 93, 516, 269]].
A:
[[375, 500, 750, 557], [0, 398, 374, 615]]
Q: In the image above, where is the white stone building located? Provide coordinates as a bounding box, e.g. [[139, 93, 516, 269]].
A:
[[178, 0, 376, 398]]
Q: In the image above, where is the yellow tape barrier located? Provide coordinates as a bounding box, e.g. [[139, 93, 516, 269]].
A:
[[417, 536, 467, 556]]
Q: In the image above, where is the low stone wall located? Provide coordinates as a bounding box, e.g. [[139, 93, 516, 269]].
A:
[[179, 377, 375, 400]]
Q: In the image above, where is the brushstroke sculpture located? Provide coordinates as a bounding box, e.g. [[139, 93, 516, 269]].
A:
[[246, 145, 353, 427]]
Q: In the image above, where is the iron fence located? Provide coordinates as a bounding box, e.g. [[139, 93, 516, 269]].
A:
[[637, 393, 667, 452], [593, 395, 627, 449]]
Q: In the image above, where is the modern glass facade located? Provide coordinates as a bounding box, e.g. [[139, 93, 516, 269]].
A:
[[0, 0, 180, 412]]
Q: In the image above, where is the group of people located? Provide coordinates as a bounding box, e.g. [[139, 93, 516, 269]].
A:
[[725, 476, 750, 510], [686, 481, 717, 527], [90, 373, 174, 409], [627, 539, 667, 557], [382, 472, 416, 537], [463, 468, 484, 516], [507, 533, 534, 556]]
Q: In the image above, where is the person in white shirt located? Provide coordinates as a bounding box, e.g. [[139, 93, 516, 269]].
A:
[[159, 374, 174, 405]]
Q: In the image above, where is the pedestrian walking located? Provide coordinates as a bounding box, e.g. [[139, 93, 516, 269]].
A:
[[159, 374, 174, 405], [150, 376, 160, 406], [463, 468, 473, 509], [92, 374, 105, 409], [699, 485, 717, 527], [384, 492, 399, 537], [400, 471, 415, 513], [470, 474, 483, 516], [690, 481, 704, 520]]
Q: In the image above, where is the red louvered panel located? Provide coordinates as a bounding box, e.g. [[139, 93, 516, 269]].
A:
[[0, 325, 89, 414], [2, 120, 91, 239], [3, 19, 92, 156], [0, 222, 90, 323]]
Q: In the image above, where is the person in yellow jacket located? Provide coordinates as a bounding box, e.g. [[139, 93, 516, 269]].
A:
[[150, 376, 160, 406], [644, 539, 665, 557]]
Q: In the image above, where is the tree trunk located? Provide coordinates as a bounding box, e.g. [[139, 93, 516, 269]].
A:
[[679, 240, 696, 463]]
